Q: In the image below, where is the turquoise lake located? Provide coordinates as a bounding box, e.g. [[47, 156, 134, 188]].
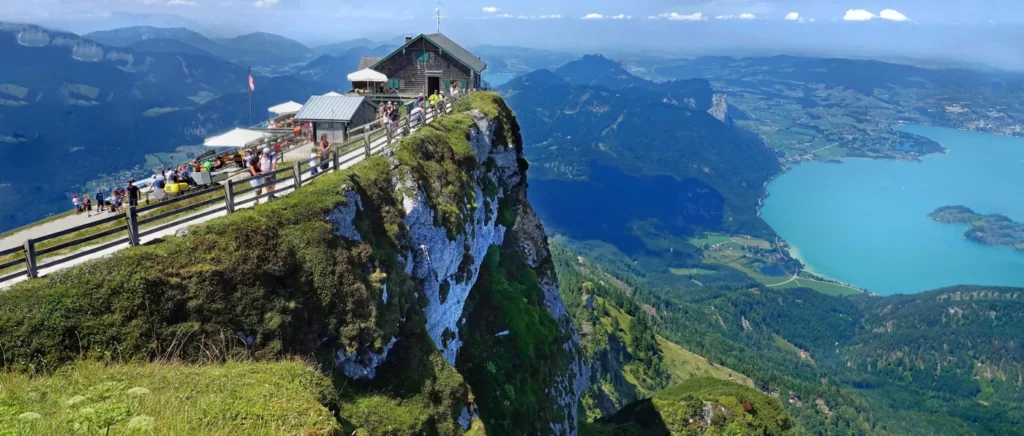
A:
[[760, 124, 1024, 295], [483, 73, 518, 87]]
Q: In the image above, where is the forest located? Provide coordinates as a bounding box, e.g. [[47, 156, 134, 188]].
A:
[[552, 241, 1024, 434]]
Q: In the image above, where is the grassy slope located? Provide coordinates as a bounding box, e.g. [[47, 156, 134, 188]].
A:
[[596, 297, 752, 391], [0, 92, 525, 435], [0, 360, 339, 435], [581, 377, 794, 435]]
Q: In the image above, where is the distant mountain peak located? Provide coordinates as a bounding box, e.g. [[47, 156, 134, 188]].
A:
[[504, 69, 567, 88]]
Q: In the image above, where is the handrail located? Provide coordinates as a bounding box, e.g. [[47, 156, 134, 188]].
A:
[[0, 91, 474, 286]]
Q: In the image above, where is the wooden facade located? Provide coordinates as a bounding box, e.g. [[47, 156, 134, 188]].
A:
[[368, 34, 484, 98]]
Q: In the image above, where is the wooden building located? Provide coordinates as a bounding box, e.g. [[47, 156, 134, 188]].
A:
[[357, 33, 486, 99], [294, 94, 375, 142]]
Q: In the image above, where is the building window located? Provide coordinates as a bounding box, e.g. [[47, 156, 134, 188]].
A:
[[459, 79, 468, 90], [388, 78, 400, 89], [417, 51, 430, 62]]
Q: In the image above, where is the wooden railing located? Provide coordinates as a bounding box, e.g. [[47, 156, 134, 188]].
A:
[[0, 94, 469, 286]]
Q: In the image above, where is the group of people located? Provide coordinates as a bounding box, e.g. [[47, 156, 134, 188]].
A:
[[246, 146, 280, 206], [72, 179, 141, 217], [379, 101, 402, 131], [308, 134, 333, 177]]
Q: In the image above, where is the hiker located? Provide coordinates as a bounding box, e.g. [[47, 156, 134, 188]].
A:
[[73, 194, 81, 215], [83, 194, 92, 217], [95, 189, 105, 213], [249, 150, 264, 205], [449, 81, 457, 97], [260, 146, 277, 201], [126, 179, 140, 209], [429, 90, 440, 107], [153, 177, 167, 202]]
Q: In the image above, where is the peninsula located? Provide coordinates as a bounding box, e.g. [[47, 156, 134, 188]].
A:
[[929, 205, 1024, 250]]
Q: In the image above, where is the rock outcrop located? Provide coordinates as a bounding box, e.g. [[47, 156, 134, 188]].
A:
[[0, 92, 586, 435], [708, 92, 733, 126]]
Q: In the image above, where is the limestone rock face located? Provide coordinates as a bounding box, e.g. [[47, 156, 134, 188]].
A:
[[708, 93, 733, 126], [325, 103, 587, 434]]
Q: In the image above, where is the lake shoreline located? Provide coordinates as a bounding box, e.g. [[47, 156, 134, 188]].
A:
[[759, 123, 1024, 294]]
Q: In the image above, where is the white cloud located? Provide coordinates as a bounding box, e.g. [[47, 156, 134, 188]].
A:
[[479, 13, 562, 20], [166, 0, 195, 5], [784, 12, 799, 21], [879, 9, 908, 21], [582, 13, 631, 20], [651, 12, 704, 21], [253, 0, 278, 7], [482, 6, 499, 13], [843, 9, 876, 21], [714, 13, 755, 20]]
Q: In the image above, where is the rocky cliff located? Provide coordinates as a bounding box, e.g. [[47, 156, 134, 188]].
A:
[[0, 92, 587, 434], [707, 93, 733, 126]]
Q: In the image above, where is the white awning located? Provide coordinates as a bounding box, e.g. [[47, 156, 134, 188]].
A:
[[203, 128, 270, 148], [347, 68, 388, 83], [322, 91, 344, 97], [267, 101, 303, 115]]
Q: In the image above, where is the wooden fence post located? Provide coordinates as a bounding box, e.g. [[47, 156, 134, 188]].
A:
[[224, 179, 235, 214], [23, 239, 37, 279], [385, 123, 394, 144], [332, 150, 339, 172], [126, 206, 140, 247], [292, 161, 302, 189], [363, 132, 371, 157]]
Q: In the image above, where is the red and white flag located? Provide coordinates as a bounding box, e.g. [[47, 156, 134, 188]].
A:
[[248, 73, 255, 91]]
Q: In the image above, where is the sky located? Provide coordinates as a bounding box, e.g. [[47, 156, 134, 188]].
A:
[[4, 0, 1024, 69]]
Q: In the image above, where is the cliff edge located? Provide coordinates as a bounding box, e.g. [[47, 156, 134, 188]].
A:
[[0, 92, 588, 435]]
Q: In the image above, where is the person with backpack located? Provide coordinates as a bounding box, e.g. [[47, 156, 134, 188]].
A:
[[95, 188, 105, 213]]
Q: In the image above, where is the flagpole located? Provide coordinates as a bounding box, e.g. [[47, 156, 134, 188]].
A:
[[248, 66, 254, 127]]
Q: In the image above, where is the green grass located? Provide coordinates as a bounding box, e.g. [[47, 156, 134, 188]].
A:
[[0, 92, 516, 435], [582, 377, 794, 435], [0, 360, 339, 435], [688, 234, 733, 247], [668, 267, 715, 276], [595, 297, 752, 391], [790, 275, 862, 296]]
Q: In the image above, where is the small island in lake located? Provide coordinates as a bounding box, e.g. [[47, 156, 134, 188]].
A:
[[929, 205, 1024, 250]]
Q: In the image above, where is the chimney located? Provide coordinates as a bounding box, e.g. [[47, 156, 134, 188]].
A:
[[405, 35, 412, 43]]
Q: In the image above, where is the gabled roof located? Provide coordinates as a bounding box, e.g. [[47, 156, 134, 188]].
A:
[[358, 56, 382, 70], [295, 95, 366, 122], [371, 33, 486, 73]]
